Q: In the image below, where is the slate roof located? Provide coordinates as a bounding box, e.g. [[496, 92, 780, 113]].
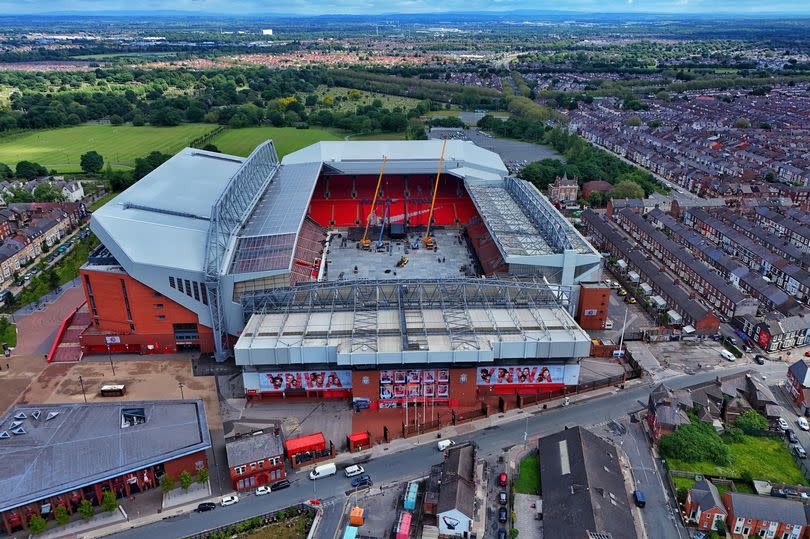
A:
[[225, 431, 285, 468], [437, 444, 475, 519], [789, 359, 810, 387], [728, 492, 806, 526], [539, 427, 637, 539], [690, 479, 725, 513], [0, 400, 210, 513]]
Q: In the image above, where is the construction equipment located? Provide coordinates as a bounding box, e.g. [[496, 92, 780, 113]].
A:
[[360, 155, 388, 250], [423, 139, 447, 249], [396, 256, 409, 268], [377, 199, 391, 248]]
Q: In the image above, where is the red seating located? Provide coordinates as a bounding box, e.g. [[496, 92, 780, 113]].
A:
[[467, 219, 507, 275]]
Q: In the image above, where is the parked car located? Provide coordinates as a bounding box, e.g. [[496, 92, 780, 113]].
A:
[[778, 417, 790, 430], [498, 491, 508, 505], [195, 502, 216, 512], [221, 495, 239, 506], [786, 428, 799, 443], [255, 486, 271, 496], [270, 479, 291, 491], [498, 472, 507, 487], [720, 350, 736, 362], [633, 490, 646, 508], [351, 474, 373, 488], [618, 288, 628, 296], [794, 445, 808, 459], [797, 417, 809, 431], [805, 351, 810, 358], [754, 355, 766, 365], [498, 507, 508, 523], [625, 296, 637, 304], [498, 529, 507, 539], [438, 439, 455, 451], [344, 465, 365, 477]]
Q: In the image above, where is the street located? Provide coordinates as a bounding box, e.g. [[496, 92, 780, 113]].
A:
[[109, 361, 788, 539]]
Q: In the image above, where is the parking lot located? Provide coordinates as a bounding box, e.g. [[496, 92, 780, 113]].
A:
[[588, 285, 653, 343], [648, 339, 753, 374]]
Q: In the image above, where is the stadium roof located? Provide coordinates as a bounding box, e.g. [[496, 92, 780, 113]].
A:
[[91, 148, 244, 273], [0, 400, 210, 513]]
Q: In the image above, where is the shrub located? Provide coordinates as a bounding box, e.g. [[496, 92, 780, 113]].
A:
[[510, 528, 519, 539], [160, 474, 175, 492], [734, 410, 768, 434], [724, 427, 746, 444], [196, 468, 209, 484], [78, 499, 94, 520], [179, 471, 193, 491], [55, 505, 70, 526], [659, 418, 730, 466], [28, 515, 47, 535], [101, 491, 118, 512], [676, 487, 689, 504]]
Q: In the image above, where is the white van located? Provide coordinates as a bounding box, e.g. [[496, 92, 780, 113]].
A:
[[309, 463, 337, 480], [344, 464, 365, 478], [437, 439, 456, 451], [720, 350, 735, 362], [604, 319, 614, 330]]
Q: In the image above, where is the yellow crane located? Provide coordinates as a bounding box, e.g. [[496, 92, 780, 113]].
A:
[[423, 138, 448, 249], [360, 155, 388, 250]]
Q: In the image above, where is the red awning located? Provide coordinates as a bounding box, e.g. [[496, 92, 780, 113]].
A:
[[348, 432, 370, 443], [285, 432, 326, 456]]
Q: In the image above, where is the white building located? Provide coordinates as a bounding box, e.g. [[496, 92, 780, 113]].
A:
[[261, 29, 273, 36]]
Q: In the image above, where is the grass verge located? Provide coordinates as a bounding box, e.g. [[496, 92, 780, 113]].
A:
[[514, 453, 541, 494]]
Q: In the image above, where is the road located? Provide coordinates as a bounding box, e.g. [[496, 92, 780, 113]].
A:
[[110, 362, 787, 539]]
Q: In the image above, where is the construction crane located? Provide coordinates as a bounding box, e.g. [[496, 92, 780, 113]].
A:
[[423, 138, 448, 249], [360, 155, 388, 250], [377, 199, 391, 248]]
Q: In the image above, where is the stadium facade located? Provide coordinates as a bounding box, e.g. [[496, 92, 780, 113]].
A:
[[80, 140, 602, 420]]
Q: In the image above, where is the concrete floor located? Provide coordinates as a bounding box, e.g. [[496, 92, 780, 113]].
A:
[[324, 228, 476, 281]]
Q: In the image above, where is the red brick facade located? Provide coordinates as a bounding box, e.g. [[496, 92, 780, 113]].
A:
[[229, 456, 286, 491]]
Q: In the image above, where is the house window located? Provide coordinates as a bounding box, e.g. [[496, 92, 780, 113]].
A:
[[258, 461, 264, 469], [250, 462, 256, 471], [155, 304, 164, 309], [234, 465, 246, 475], [156, 315, 165, 321]]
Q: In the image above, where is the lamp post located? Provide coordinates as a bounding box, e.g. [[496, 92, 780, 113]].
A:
[[78, 375, 87, 403], [107, 343, 115, 377], [178, 382, 185, 400]]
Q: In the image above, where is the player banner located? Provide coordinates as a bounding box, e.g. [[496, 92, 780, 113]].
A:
[[476, 365, 580, 386], [258, 370, 352, 392], [379, 369, 450, 400]]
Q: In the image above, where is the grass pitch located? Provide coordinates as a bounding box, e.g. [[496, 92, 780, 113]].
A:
[[209, 126, 342, 158]]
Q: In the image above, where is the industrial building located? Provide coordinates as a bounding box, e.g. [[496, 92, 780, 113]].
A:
[[79, 139, 600, 433]]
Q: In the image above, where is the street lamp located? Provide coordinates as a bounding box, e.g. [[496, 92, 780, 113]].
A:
[[107, 343, 115, 377], [178, 382, 185, 400], [523, 415, 529, 443], [78, 375, 87, 403]]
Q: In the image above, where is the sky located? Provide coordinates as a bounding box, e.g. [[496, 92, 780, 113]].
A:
[[0, 0, 808, 15]]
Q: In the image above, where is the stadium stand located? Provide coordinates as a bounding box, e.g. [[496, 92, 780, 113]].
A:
[[466, 218, 508, 274]]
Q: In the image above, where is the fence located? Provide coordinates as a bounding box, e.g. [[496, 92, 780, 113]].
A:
[[185, 502, 317, 539], [191, 126, 225, 149]]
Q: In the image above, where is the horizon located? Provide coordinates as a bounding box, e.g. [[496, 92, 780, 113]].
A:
[[1, 0, 810, 16]]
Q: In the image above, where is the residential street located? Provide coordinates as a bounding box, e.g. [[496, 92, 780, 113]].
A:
[[108, 361, 788, 539]]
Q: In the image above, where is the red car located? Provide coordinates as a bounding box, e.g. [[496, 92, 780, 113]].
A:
[[498, 472, 508, 487], [804, 351, 810, 357]]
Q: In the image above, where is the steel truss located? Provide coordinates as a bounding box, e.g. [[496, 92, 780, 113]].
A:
[[204, 141, 280, 361], [241, 278, 573, 354]]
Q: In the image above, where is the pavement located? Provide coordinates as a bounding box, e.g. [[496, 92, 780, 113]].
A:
[[100, 360, 789, 539], [513, 493, 541, 539]]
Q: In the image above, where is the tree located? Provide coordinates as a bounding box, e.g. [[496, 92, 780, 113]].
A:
[[715, 520, 727, 535], [46, 268, 59, 289], [509, 528, 519, 539], [160, 474, 175, 492], [518, 159, 564, 191], [15, 160, 47, 179], [0, 163, 12, 179], [80, 151, 104, 174], [109, 114, 124, 125], [607, 181, 645, 200], [55, 505, 70, 526], [196, 468, 209, 484], [734, 410, 768, 434], [179, 470, 193, 491], [28, 514, 47, 535], [101, 491, 118, 512], [305, 94, 318, 107], [33, 182, 64, 202], [133, 151, 170, 181], [588, 191, 604, 208], [659, 418, 730, 466], [627, 115, 642, 127], [724, 427, 745, 444], [78, 499, 94, 520], [734, 118, 751, 129], [202, 144, 219, 152]]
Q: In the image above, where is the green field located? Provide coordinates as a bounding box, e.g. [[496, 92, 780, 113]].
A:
[[514, 453, 541, 494], [310, 85, 425, 113], [348, 132, 407, 141], [209, 127, 342, 158], [0, 124, 217, 172], [667, 435, 807, 486]]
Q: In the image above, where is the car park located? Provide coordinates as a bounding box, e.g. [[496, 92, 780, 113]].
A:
[[498, 491, 507, 505], [498, 507, 508, 523], [344, 465, 365, 477], [798, 417, 809, 431], [221, 495, 239, 506], [778, 417, 790, 430], [255, 486, 271, 496], [786, 428, 799, 443], [270, 479, 291, 491], [794, 446, 807, 459], [196, 502, 216, 512]]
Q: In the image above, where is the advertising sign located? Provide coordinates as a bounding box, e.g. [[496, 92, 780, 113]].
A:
[[476, 365, 579, 386], [258, 370, 352, 392], [379, 369, 450, 401]]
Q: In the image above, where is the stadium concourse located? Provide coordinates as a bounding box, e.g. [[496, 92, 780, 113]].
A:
[[78, 139, 608, 438]]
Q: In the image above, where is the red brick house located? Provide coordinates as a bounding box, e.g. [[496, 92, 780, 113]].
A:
[[685, 479, 726, 531], [787, 359, 810, 414], [225, 431, 286, 491], [722, 492, 807, 538]]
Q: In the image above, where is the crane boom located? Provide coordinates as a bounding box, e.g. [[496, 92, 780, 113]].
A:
[[361, 155, 388, 249], [423, 138, 448, 247], [378, 199, 391, 248]]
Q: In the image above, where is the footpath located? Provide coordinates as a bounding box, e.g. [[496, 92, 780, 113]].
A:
[[83, 376, 646, 538]]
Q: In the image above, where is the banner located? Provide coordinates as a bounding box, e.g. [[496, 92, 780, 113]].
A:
[[258, 370, 352, 392], [380, 369, 450, 400], [476, 365, 579, 386]]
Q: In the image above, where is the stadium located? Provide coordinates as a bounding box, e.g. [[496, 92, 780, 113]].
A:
[[79, 139, 604, 431]]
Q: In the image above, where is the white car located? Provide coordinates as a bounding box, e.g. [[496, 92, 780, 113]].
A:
[[344, 465, 365, 478], [798, 417, 810, 431], [255, 486, 271, 496], [221, 495, 239, 506], [778, 418, 790, 431]]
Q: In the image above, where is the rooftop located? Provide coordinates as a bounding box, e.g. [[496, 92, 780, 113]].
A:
[[225, 431, 285, 468], [0, 400, 210, 513]]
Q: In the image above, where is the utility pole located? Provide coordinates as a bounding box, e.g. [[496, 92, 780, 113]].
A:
[[178, 382, 185, 400], [107, 343, 115, 377], [78, 375, 87, 403], [618, 306, 629, 356]]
